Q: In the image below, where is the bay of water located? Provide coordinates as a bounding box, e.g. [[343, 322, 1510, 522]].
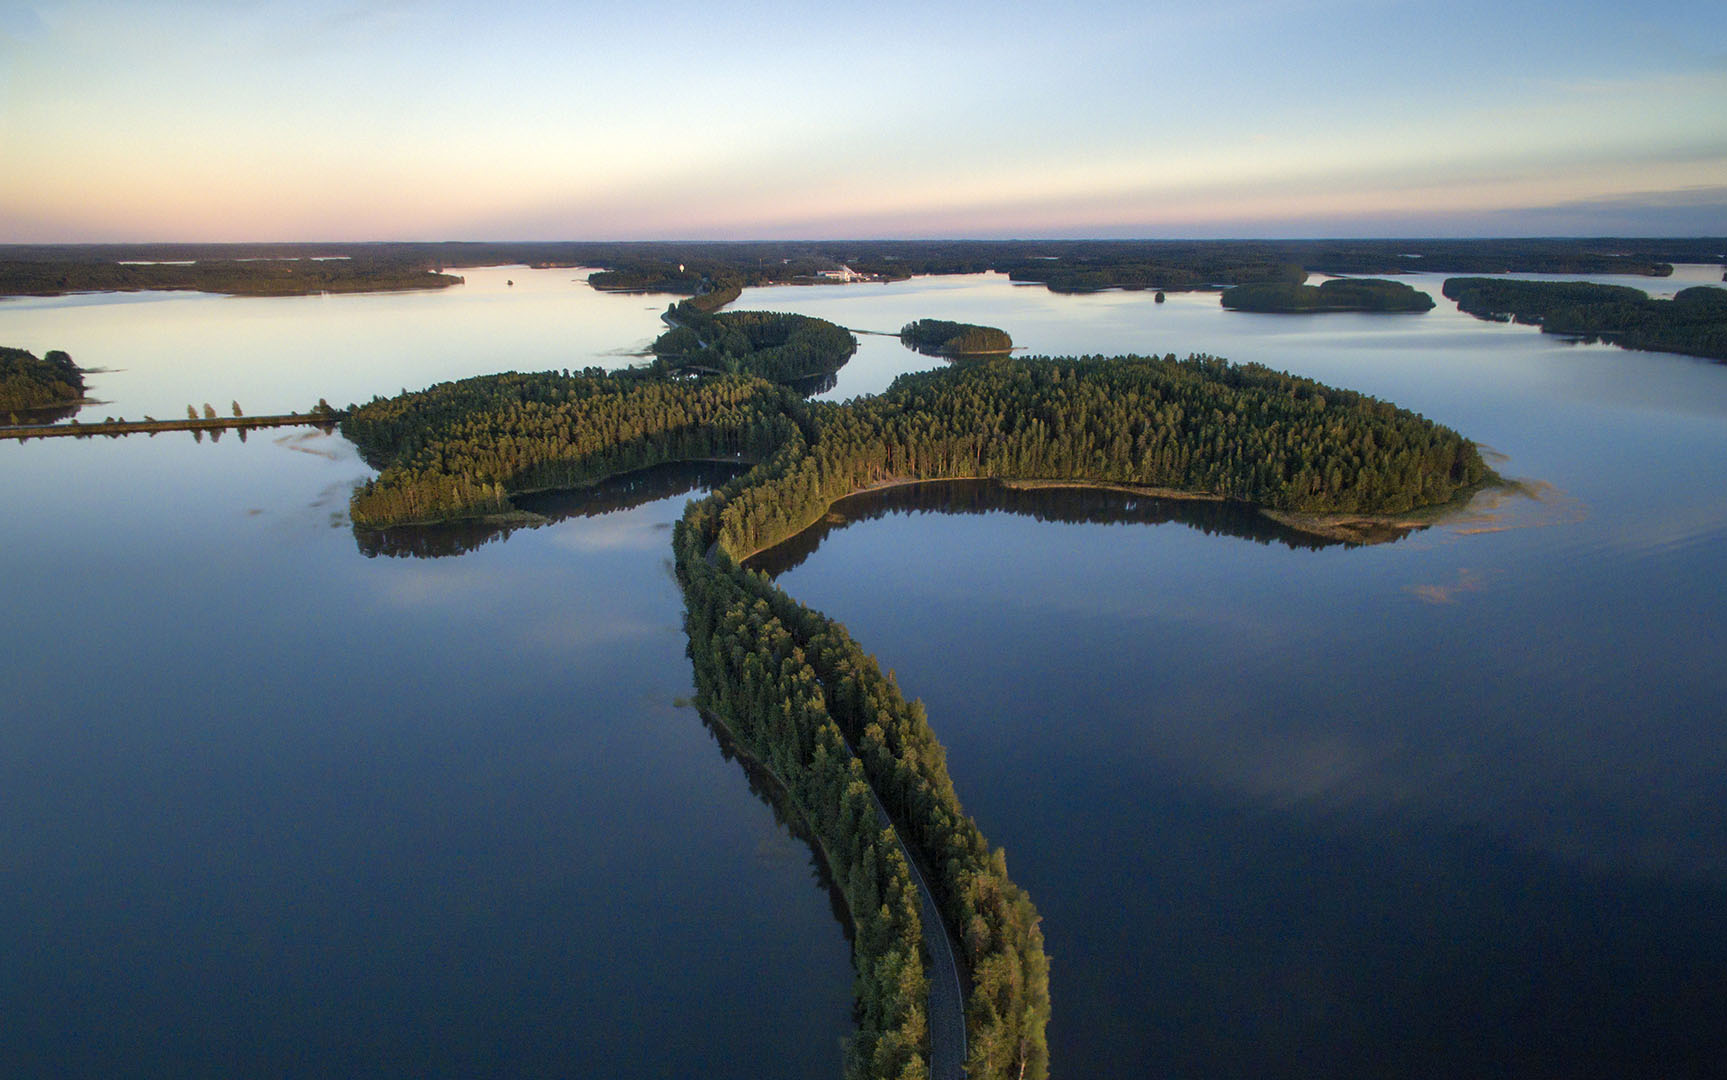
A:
[[4, 265, 1725, 1077]]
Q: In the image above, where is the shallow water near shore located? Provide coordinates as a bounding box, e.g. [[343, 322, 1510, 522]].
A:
[[3, 264, 1725, 1077]]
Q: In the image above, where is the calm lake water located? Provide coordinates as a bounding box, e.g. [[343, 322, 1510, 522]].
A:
[[4, 265, 1725, 1078]]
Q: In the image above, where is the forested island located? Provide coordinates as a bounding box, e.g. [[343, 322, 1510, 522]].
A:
[[1442, 278, 1727, 361], [650, 307, 856, 386], [1220, 277, 1436, 313], [899, 319, 1013, 356], [1, 346, 85, 417]]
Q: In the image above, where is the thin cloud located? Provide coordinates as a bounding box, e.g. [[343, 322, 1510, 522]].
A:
[[1407, 567, 1497, 605]]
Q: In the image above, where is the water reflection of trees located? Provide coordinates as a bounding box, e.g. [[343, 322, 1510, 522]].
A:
[[354, 460, 744, 558], [785, 370, 838, 397], [748, 478, 1365, 576], [695, 708, 854, 942], [7, 418, 340, 443], [8, 401, 84, 425]]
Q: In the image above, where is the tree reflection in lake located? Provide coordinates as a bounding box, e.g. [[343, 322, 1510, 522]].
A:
[[747, 478, 1392, 577], [354, 460, 746, 558]]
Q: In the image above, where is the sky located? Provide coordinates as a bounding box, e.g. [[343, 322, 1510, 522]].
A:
[[1, 0, 1723, 241]]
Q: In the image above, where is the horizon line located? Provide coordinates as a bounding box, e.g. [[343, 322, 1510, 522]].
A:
[[5, 235, 1726, 247]]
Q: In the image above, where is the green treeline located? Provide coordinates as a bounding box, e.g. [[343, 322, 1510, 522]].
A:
[[1006, 259, 1305, 293], [587, 264, 708, 293], [0, 258, 461, 298], [1220, 278, 1435, 313], [1443, 278, 1727, 361], [1, 346, 84, 414], [6, 240, 1714, 301], [899, 319, 1013, 356], [652, 308, 857, 384], [1299, 240, 1680, 277]]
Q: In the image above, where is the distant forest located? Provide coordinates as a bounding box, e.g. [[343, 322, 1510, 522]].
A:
[[0, 255, 461, 298], [1005, 257, 1304, 293], [4, 238, 1720, 300], [1221, 278, 1435, 313], [1443, 279, 1727, 361], [1, 346, 84, 415]]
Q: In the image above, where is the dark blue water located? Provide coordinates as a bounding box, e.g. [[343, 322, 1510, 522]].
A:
[[5, 266, 1726, 1077], [0, 437, 851, 1078]]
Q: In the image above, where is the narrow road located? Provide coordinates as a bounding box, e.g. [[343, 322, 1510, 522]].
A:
[[866, 788, 967, 1080]]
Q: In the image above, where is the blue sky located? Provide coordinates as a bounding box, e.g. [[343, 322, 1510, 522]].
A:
[[1, 0, 1723, 240]]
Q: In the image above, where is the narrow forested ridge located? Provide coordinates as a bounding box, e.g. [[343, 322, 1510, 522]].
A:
[[676, 498, 939, 1079], [1443, 278, 1727, 361], [1, 346, 84, 414], [678, 491, 1049, 1080]]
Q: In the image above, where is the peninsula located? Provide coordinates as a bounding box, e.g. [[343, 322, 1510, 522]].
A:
[[1, 346, 85, 418], [899, 319, 1013, 357], [1443, 278, 1727, 361], [651, 307, 856, 385]]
